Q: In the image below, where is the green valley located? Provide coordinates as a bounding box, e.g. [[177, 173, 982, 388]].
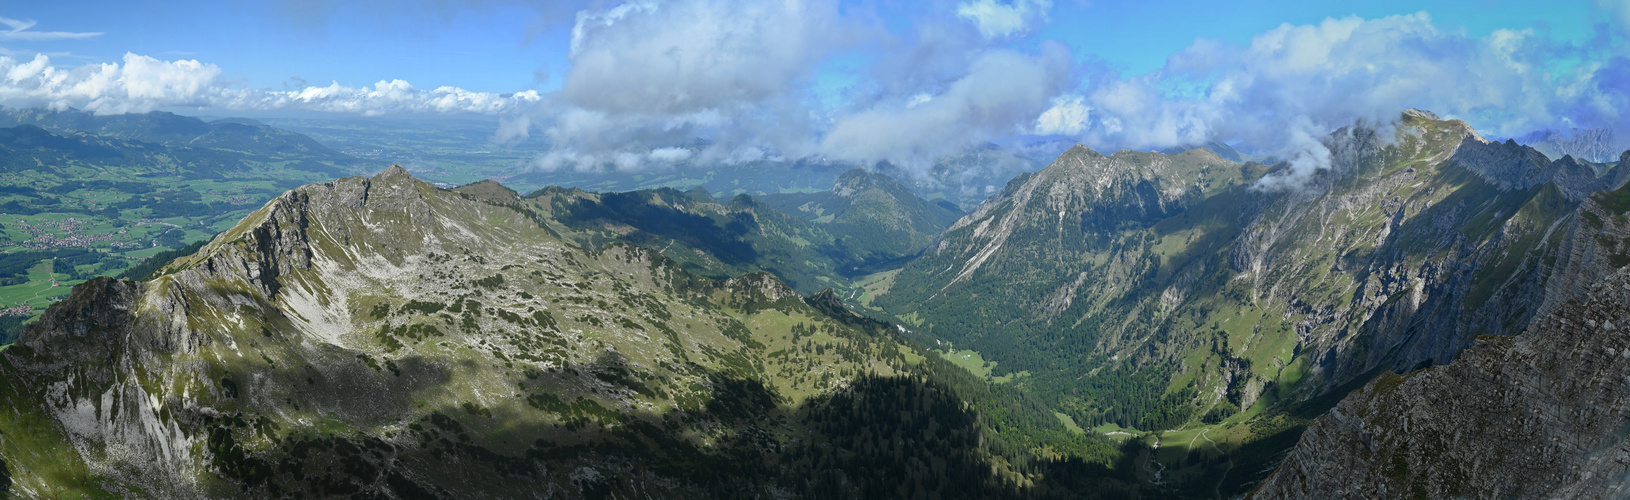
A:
[[0, 110, 362, 343]]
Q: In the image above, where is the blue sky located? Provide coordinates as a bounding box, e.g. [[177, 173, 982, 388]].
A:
[[1044, 0, 1597, 74], [14, 1, 1599, 93], [2, 0, 1628, 172]]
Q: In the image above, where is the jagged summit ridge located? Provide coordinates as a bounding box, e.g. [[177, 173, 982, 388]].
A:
[[1398, 110, 1630, 200], [1448, 134, 1630, 200]]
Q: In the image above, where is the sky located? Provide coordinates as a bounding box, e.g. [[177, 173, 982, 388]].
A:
[[3, 0, 1629, 178]]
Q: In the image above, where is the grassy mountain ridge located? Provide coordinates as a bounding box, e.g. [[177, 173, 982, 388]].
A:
[[758, 168, 963, 272], [0, 166, 1143, 498], [509, 168, 960, 296]]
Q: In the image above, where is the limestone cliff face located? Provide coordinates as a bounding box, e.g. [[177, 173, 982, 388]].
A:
[[1256, 264, 1630, 499]]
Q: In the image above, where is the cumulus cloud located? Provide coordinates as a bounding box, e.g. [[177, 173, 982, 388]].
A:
[[0, 52, 540, 115], [561, 0, 860, 114], [15, 3, 1628, 193], [955, 0, 1051, 39], [0, 17, 101, 41], [539, 0, 864, 170], [0, 53, 218, 114], [822, 43, 1073, 170], [1033, 94, 1089, 136], [533, 6, 1630, 180], [534, 0, 1081, 175], [221, 79, 541, 116]]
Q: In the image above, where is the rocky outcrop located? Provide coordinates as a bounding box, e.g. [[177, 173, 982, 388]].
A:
[[1256, 264, 1630, 499]]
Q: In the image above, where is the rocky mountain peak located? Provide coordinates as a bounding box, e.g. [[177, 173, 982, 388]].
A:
[[372, 164, 414, 182], [1061, 142, 1103, 158], [14, 277, 146, 363], [1402, 108, 1442, 120], [454, 179, 522, 206], [832, 168, 891, 198]]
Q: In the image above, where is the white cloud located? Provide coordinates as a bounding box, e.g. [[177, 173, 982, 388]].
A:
[[222, 79, 541, 116], [1033, 94, 1089, 135], [0, 17, 101, 41], [0, 53, 219, 114], [955, 0, 1051, 39], [0, 52, 541, 116], [560, 0, 856, 115], [822, 44, 1073, 169], [1251, 116, 1333, 192], [907, 93, 933, 108], [531, 146, 699, 172], [492, 114, 532, 144], [648, 147, 693, 163], [538, 0, 863, 170]]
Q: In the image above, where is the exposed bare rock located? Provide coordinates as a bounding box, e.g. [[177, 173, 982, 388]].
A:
[[1257, 264, 1630, 499]]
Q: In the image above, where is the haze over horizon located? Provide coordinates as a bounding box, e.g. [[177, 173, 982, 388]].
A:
[[4, 0, 1629, 176]]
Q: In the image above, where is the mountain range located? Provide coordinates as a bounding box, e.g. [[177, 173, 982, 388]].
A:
[[0, 107, 350, 165], [1, 108, 1629, 497]]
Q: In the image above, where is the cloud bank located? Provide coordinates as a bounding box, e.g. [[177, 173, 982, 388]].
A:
[[0, 52, 539, 116], [531, 0, 1078, 174]]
